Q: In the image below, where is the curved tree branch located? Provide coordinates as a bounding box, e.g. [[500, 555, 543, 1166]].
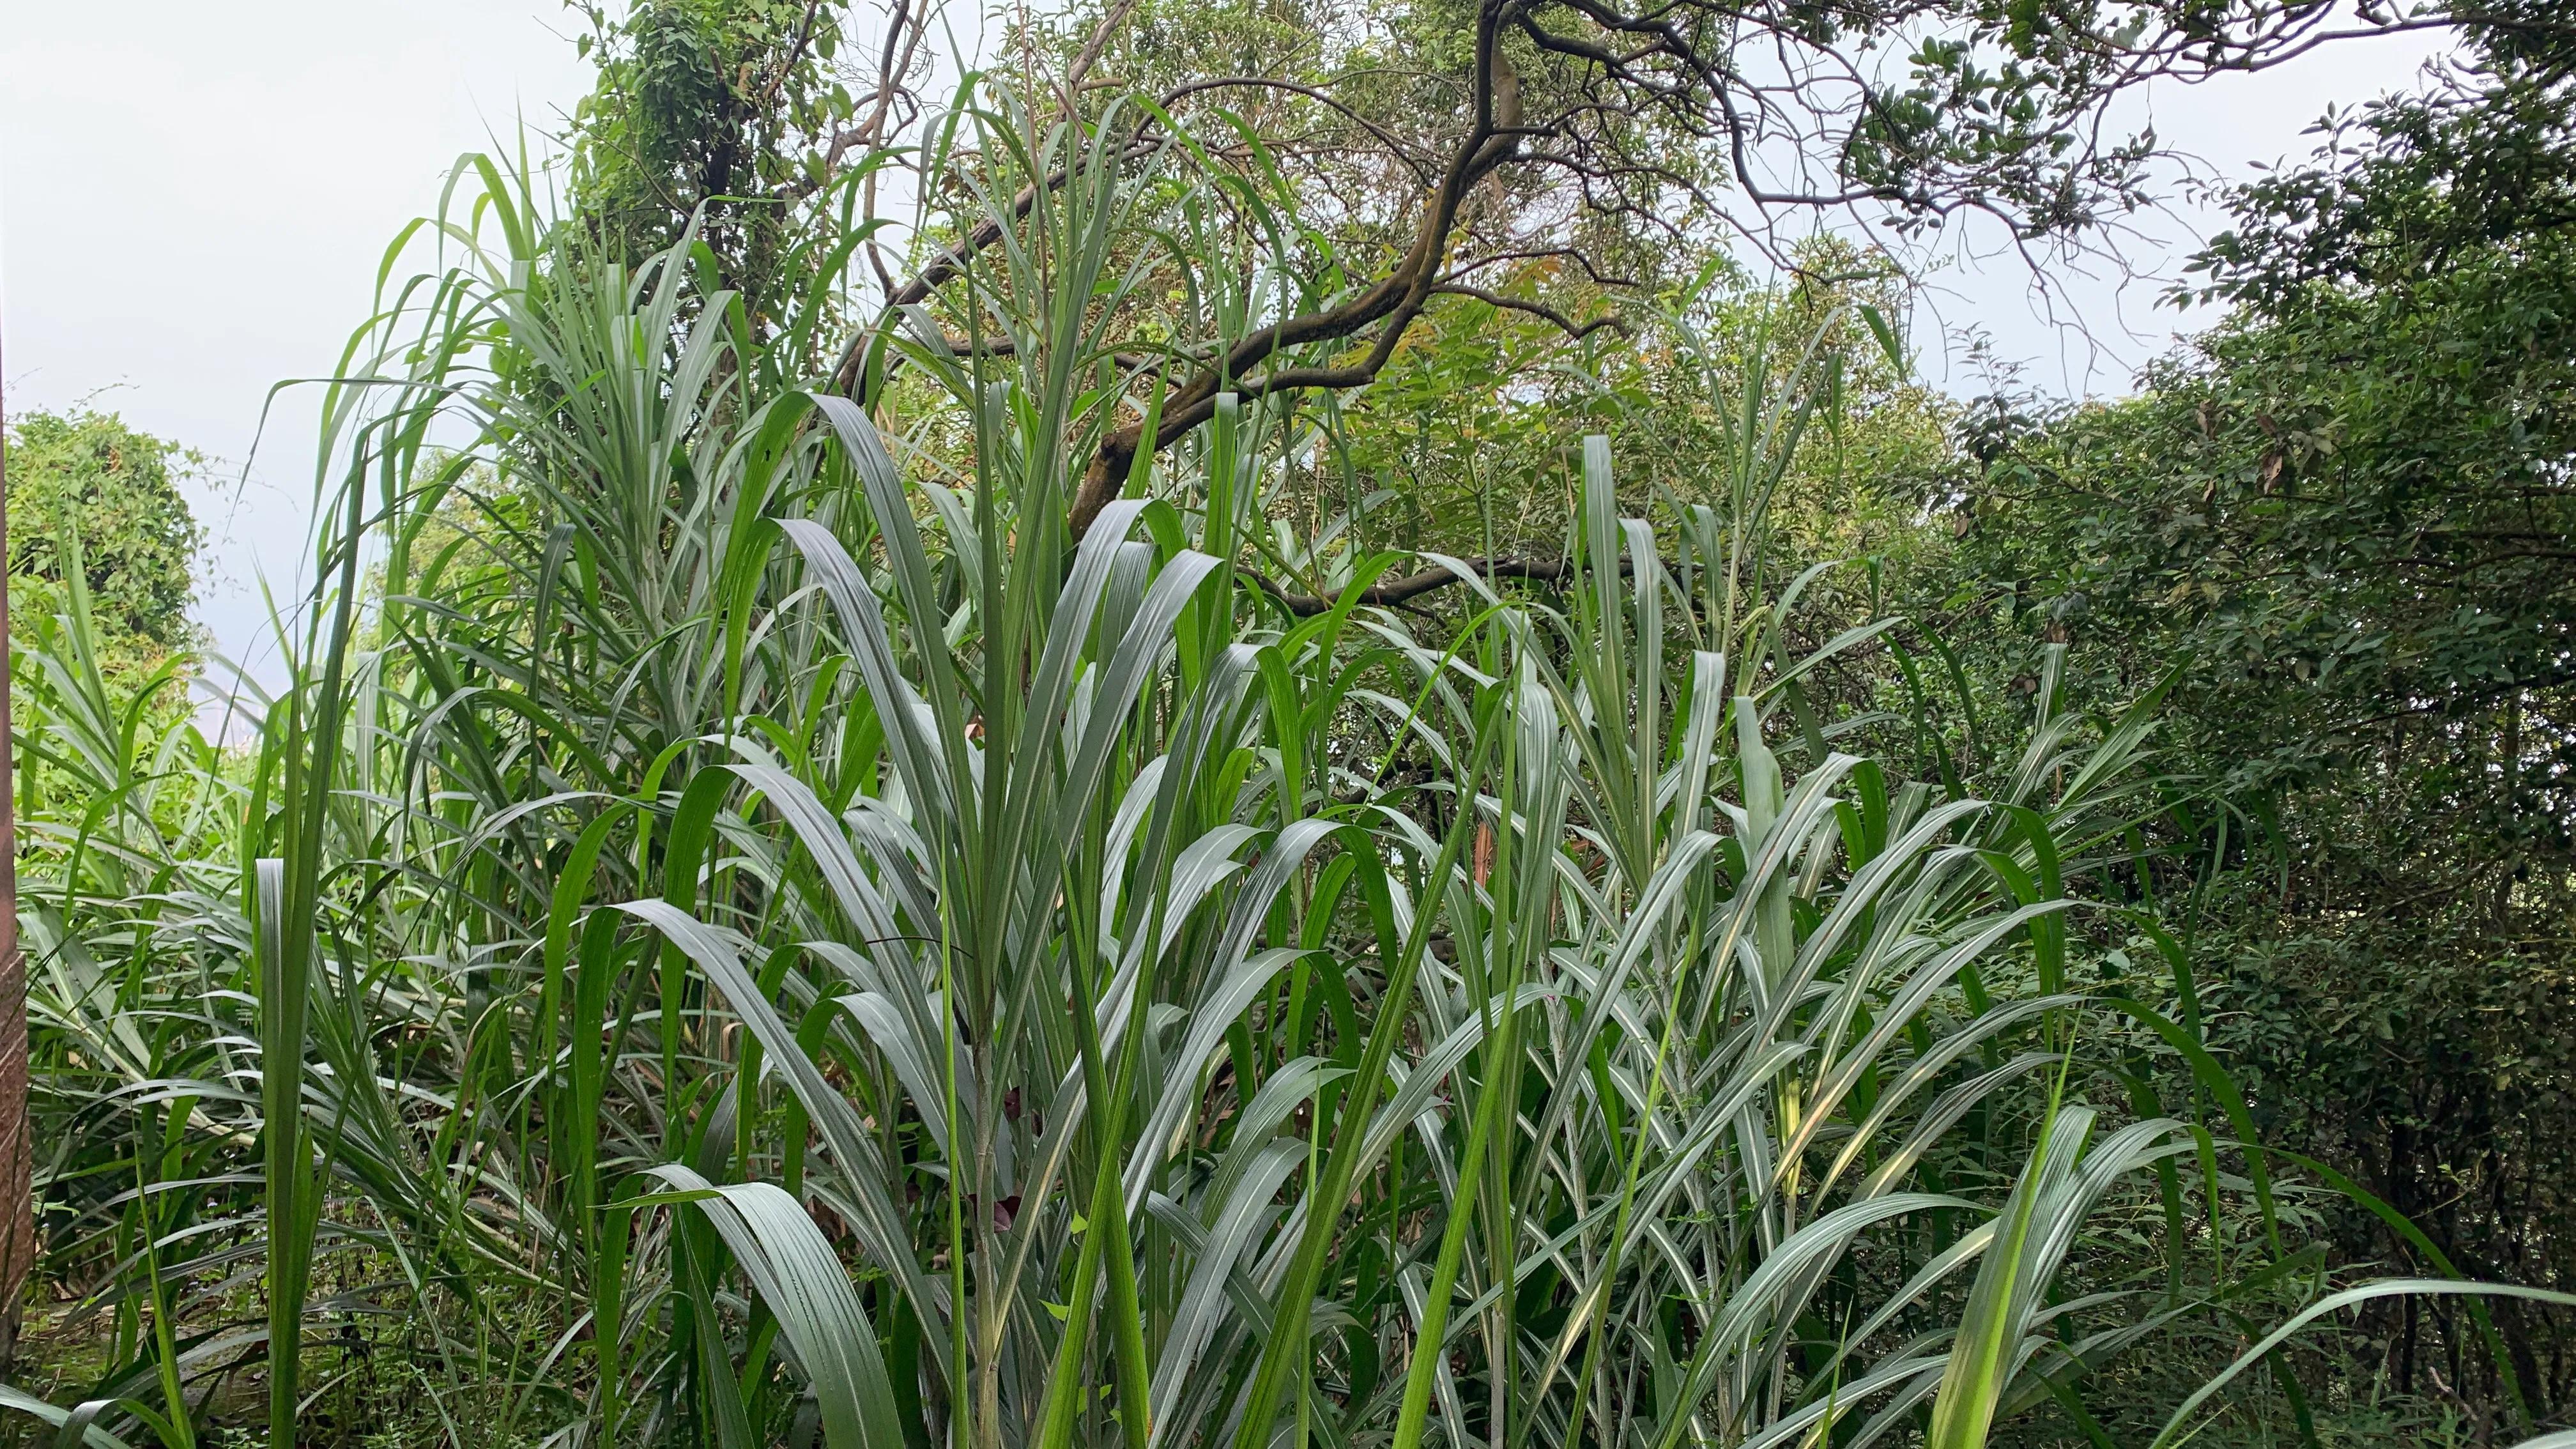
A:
[[1241, 551, 1640, 615], [829, 0, 2447, 539]]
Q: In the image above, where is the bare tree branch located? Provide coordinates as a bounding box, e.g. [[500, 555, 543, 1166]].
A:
[[1243, 551, 1641, 615], [1430, 282, 1627, 338]]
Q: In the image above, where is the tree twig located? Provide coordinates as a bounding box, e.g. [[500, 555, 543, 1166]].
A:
[[1241, 551, 1641, 616]]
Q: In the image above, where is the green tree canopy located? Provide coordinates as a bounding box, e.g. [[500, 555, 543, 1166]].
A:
[[4, 408, 206, 670], [1920, 31, 2576, 1410]]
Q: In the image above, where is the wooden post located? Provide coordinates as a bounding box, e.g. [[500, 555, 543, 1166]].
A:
[[0, 320, 30, 1360]]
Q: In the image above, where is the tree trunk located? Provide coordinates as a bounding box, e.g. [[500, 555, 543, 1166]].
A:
[[0, 324, 32, 1360]]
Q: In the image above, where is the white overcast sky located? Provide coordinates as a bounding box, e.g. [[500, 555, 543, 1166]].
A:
[[1, 1, 2452, 691]]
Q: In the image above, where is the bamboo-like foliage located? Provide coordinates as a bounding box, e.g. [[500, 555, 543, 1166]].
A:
[[8, 94, 2561, 1449]]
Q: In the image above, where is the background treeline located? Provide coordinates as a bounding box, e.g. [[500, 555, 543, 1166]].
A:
[[1940, 56, 2576, 1414]]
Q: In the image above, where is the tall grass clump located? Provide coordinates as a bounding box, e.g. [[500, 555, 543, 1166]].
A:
[[6, 87, 2567, 1449]]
